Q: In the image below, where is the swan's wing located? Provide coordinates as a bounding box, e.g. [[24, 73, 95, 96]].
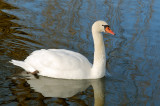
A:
[[25, 49, 92, 74]]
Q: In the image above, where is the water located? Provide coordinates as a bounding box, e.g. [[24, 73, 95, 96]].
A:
[[0, 0, 160, 105]]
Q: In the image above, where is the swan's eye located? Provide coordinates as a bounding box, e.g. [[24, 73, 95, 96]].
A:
[[102, 25, 109, 29]]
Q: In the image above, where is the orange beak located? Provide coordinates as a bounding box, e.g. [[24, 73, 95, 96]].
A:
[[105, 27, 115, 35]]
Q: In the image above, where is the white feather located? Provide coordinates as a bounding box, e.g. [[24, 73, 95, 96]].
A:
[[10, 20, 113, 79]]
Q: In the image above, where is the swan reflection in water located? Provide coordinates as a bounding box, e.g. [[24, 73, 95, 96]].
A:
[[21, 72, 105, 106]]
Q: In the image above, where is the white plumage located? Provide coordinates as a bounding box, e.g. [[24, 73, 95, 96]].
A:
[[10, 20, 115, 79]]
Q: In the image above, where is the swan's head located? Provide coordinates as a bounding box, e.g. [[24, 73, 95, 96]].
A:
[[92, 20, 115, 35]]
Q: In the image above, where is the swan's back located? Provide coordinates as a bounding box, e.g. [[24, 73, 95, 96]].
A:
[[24, 49, 92, 79]]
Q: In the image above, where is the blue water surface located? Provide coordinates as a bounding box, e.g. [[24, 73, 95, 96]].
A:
[[0, 0, 160, 105]]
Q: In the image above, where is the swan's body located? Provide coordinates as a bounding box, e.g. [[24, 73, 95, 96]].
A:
[[10, 20, 115, 79]]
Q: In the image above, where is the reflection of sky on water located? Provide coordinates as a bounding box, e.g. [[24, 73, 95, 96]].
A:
[[0, 0, 160, 105]]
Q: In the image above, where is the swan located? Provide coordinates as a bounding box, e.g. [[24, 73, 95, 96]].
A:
[[10, 20, 115, 79]]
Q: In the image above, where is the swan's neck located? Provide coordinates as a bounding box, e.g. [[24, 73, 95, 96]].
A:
[[91, 30, 106, 78]]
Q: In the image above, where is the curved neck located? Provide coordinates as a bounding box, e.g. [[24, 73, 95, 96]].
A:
[[91, 30, 106, 78]]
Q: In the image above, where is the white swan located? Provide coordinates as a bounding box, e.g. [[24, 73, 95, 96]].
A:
[[10, 20, 115, 79]]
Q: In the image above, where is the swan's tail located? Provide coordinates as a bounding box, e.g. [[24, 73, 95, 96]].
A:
[[10, 60, 35, 72]]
